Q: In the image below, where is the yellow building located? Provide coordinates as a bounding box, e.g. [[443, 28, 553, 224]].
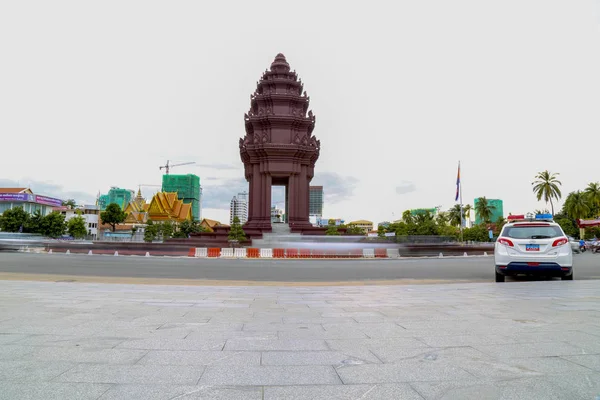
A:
[[124, 189, 149, 224], [347, 220, 374, 234], [200, 218, 228, 232], [123, 190, 192, 224]]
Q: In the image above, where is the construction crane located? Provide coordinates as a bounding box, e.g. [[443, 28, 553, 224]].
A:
[[159, 160, 196, 175]]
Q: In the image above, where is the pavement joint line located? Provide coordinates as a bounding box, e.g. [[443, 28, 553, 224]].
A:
[[0, 272, 486, 286]]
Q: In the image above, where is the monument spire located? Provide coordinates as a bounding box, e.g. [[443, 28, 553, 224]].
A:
[[239, 54, 320, 233]]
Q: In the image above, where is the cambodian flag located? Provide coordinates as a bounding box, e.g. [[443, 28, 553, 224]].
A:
[[455, 162, 460, 201]]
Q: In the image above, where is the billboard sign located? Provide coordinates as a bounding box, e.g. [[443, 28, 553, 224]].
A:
[[35, 195, 63, 207], [0, 193, 34, 202]]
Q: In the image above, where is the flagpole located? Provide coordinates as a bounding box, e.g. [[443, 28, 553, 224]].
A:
[[459, 161, 464, 243]]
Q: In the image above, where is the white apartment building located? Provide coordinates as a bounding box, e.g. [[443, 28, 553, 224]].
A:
[[229, 192, 248, 225], [54, 205, 100, 239]]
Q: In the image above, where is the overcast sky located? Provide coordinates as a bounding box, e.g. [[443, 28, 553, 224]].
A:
[[1, 1, 599, 223]]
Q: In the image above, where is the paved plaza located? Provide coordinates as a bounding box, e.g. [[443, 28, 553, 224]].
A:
[[0, 279, 599, 399]]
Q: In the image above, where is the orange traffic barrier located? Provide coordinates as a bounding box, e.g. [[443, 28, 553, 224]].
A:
[[325, 249, 338, 258], [349, 249, 362, 258], [188, 248, 196, 257], [299, 249, 311, 259], [273, 248, 285, 258], [207, 248, 221, 257], [375, 248, 387, 258], [286, 248, 298, 258], [247, 248, 260, 258], [312, 249, 324, 258]]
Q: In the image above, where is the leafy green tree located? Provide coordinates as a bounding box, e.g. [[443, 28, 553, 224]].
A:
[[377, 225, 385, 237], [177, 219, 205, 237], [438, 224, 459, 239], [555, 216, 579, 238], [584, 182, 600, 217], [475, 197, 496, 224], [0, 207, 30, 232], [62, 199, 77, 208], [39, 212, 66, 238], [401, 210, 414, 224], [160, 221, 174, 240], [463, 225, 489, 242], [463, 204, 472, 221], [532, 170, 562, 216], [435, 211, 449, 226], [228, 216, 247, 241], [100, 203, 127, 232], [28, 210, 44, 233], [448, 204, 463, 227], [493, 216, 507, 236], [144, 221, 158, 242], [564, 191, 590, 220], [345, 224, 365, 235], [325, 225, 341, 235], [67, 216, 87, 239]]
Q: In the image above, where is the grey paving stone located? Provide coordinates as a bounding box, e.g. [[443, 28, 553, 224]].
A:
[[0, 382, 111, 400], [473, 342, 591, 358], [116, 338, 226, 351], [417, 334, 514, 347], [277, 329, 368, 339], [199, 365, 340, 385], [98, 384, 262, 400], [56, 364, 203, 385], [138, 350, 261, 366], [335, 361, 474, 384], [411, 377, 574, 400], [20, 347, 148, 364], [224, 338, 328, 351], [12, 335, 126, 348], [261, 350, 374, 366], [0, 333, 29, 345], [0, 344, 35, 360], [185, 330, 278, 341], [550, 372, 600, 399], [372, 346, 488, 364], [562, 354, 600, 371], [0, 360, 75, 382], [264, 383, 423, 400]]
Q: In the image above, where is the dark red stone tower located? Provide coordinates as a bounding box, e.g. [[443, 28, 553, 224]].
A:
[[239, 53, 320, 232]]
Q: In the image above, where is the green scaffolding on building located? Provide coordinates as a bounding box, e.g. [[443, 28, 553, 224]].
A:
[[161, 174, 202, 220]]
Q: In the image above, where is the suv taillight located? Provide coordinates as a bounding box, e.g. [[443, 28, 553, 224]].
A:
[[498, 238, 514, 247], [552, 237, 568, 247]]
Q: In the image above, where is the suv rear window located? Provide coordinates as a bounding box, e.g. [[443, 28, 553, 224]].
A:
[[502, 225, 564, 239]]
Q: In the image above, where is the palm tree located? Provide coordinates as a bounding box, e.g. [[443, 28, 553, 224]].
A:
[[448, 204, 462, 227], [584, 182, 600, 217], [564, 191, 591, 220], [475, 197, 496, 224], [436, 211, 449, 226], [463, 204, 472, 221], [532, 171, 562, 216]]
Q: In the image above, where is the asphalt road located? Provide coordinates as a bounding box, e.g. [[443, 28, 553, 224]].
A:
[[0, 252, 599, 283]]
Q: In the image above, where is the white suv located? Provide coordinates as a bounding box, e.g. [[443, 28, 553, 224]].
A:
[[494, 214, 573, 282]]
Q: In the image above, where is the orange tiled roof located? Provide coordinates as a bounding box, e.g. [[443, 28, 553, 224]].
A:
[[0, 188, 29, 193], [146, 191, 192, 223]]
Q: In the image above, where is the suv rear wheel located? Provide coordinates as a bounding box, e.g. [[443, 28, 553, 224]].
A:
[[561, 272, 574, 281], [495, 271, 505, 282]]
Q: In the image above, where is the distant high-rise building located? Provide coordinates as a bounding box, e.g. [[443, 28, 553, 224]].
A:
[[230, 192, 248, 225], [161, 174, 202, 220], [98, 187, 134, 211], [474, 198, 504, 225], [309, 186, 324, 217]]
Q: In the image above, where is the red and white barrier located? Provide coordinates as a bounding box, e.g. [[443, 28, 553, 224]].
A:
[[187, 247, 403, 259]]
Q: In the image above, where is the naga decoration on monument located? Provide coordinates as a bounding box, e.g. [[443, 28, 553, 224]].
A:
[[239, 54, 320, 233]]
